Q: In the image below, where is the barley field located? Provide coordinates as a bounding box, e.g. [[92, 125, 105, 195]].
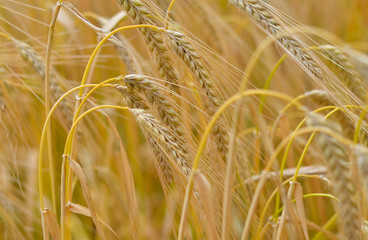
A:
[[0, 0, 368, 239]]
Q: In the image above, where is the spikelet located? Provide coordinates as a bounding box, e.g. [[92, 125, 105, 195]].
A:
[[114, 84, 148, 109]]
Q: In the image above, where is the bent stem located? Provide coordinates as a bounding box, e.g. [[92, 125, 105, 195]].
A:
[[61, 24, 162, 239], [37, 84, 106, 239], [61, 105, 130, 240], [165, 0, 177, 29]]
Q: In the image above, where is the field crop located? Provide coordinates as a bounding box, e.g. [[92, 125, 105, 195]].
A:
[[0, 0, 368, 239]]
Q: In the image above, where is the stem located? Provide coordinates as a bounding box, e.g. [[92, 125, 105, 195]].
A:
[[44, 0, 62, 217]]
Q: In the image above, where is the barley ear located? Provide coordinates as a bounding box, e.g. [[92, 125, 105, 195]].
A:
[[230, 0, 323, 79], [118, 0, 181, 93], [308, 114, 361, 239], [320, 45, 366, 102], [130, 109, 191, 182]]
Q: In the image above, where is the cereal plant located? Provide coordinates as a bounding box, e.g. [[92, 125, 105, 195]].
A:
[[0, 0, 368, 239]]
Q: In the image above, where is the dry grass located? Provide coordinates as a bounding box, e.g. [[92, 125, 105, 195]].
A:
[[0, 0, 368, 239]]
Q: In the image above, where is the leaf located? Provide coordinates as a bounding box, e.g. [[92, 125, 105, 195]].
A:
[[193, 171, 216, 240], [102, 11, 127, 32], [294, 182, 309, 240], [68, 157, 106, 240], [66, 202, 121, 240], [42, 209, 60, 240]]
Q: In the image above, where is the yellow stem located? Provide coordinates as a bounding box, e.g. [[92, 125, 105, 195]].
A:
[[77, 24, 162, 99], [38, 84, 103, 211], [44, 1, 62, 216], [165, 0, 177, 29]]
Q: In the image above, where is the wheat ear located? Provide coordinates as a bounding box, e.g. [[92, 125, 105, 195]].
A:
[[166, 30, 229, 160], [123, 74, 185, 139], [14, 39, 73, 125], [117, 0, 180, 93], [229, 0, 323, 79], [166, 30, 221, 108], [309, 115, 361, 239], [114, 36, 138, 74], [304, 90, 356, 138], [320, 45, 366, 101], [115, 84, 190, 181], [115, 84, 148, 109], [130, 108, 191, 179], [307, 90, 368, 145], [116, 85, 174, 180]]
